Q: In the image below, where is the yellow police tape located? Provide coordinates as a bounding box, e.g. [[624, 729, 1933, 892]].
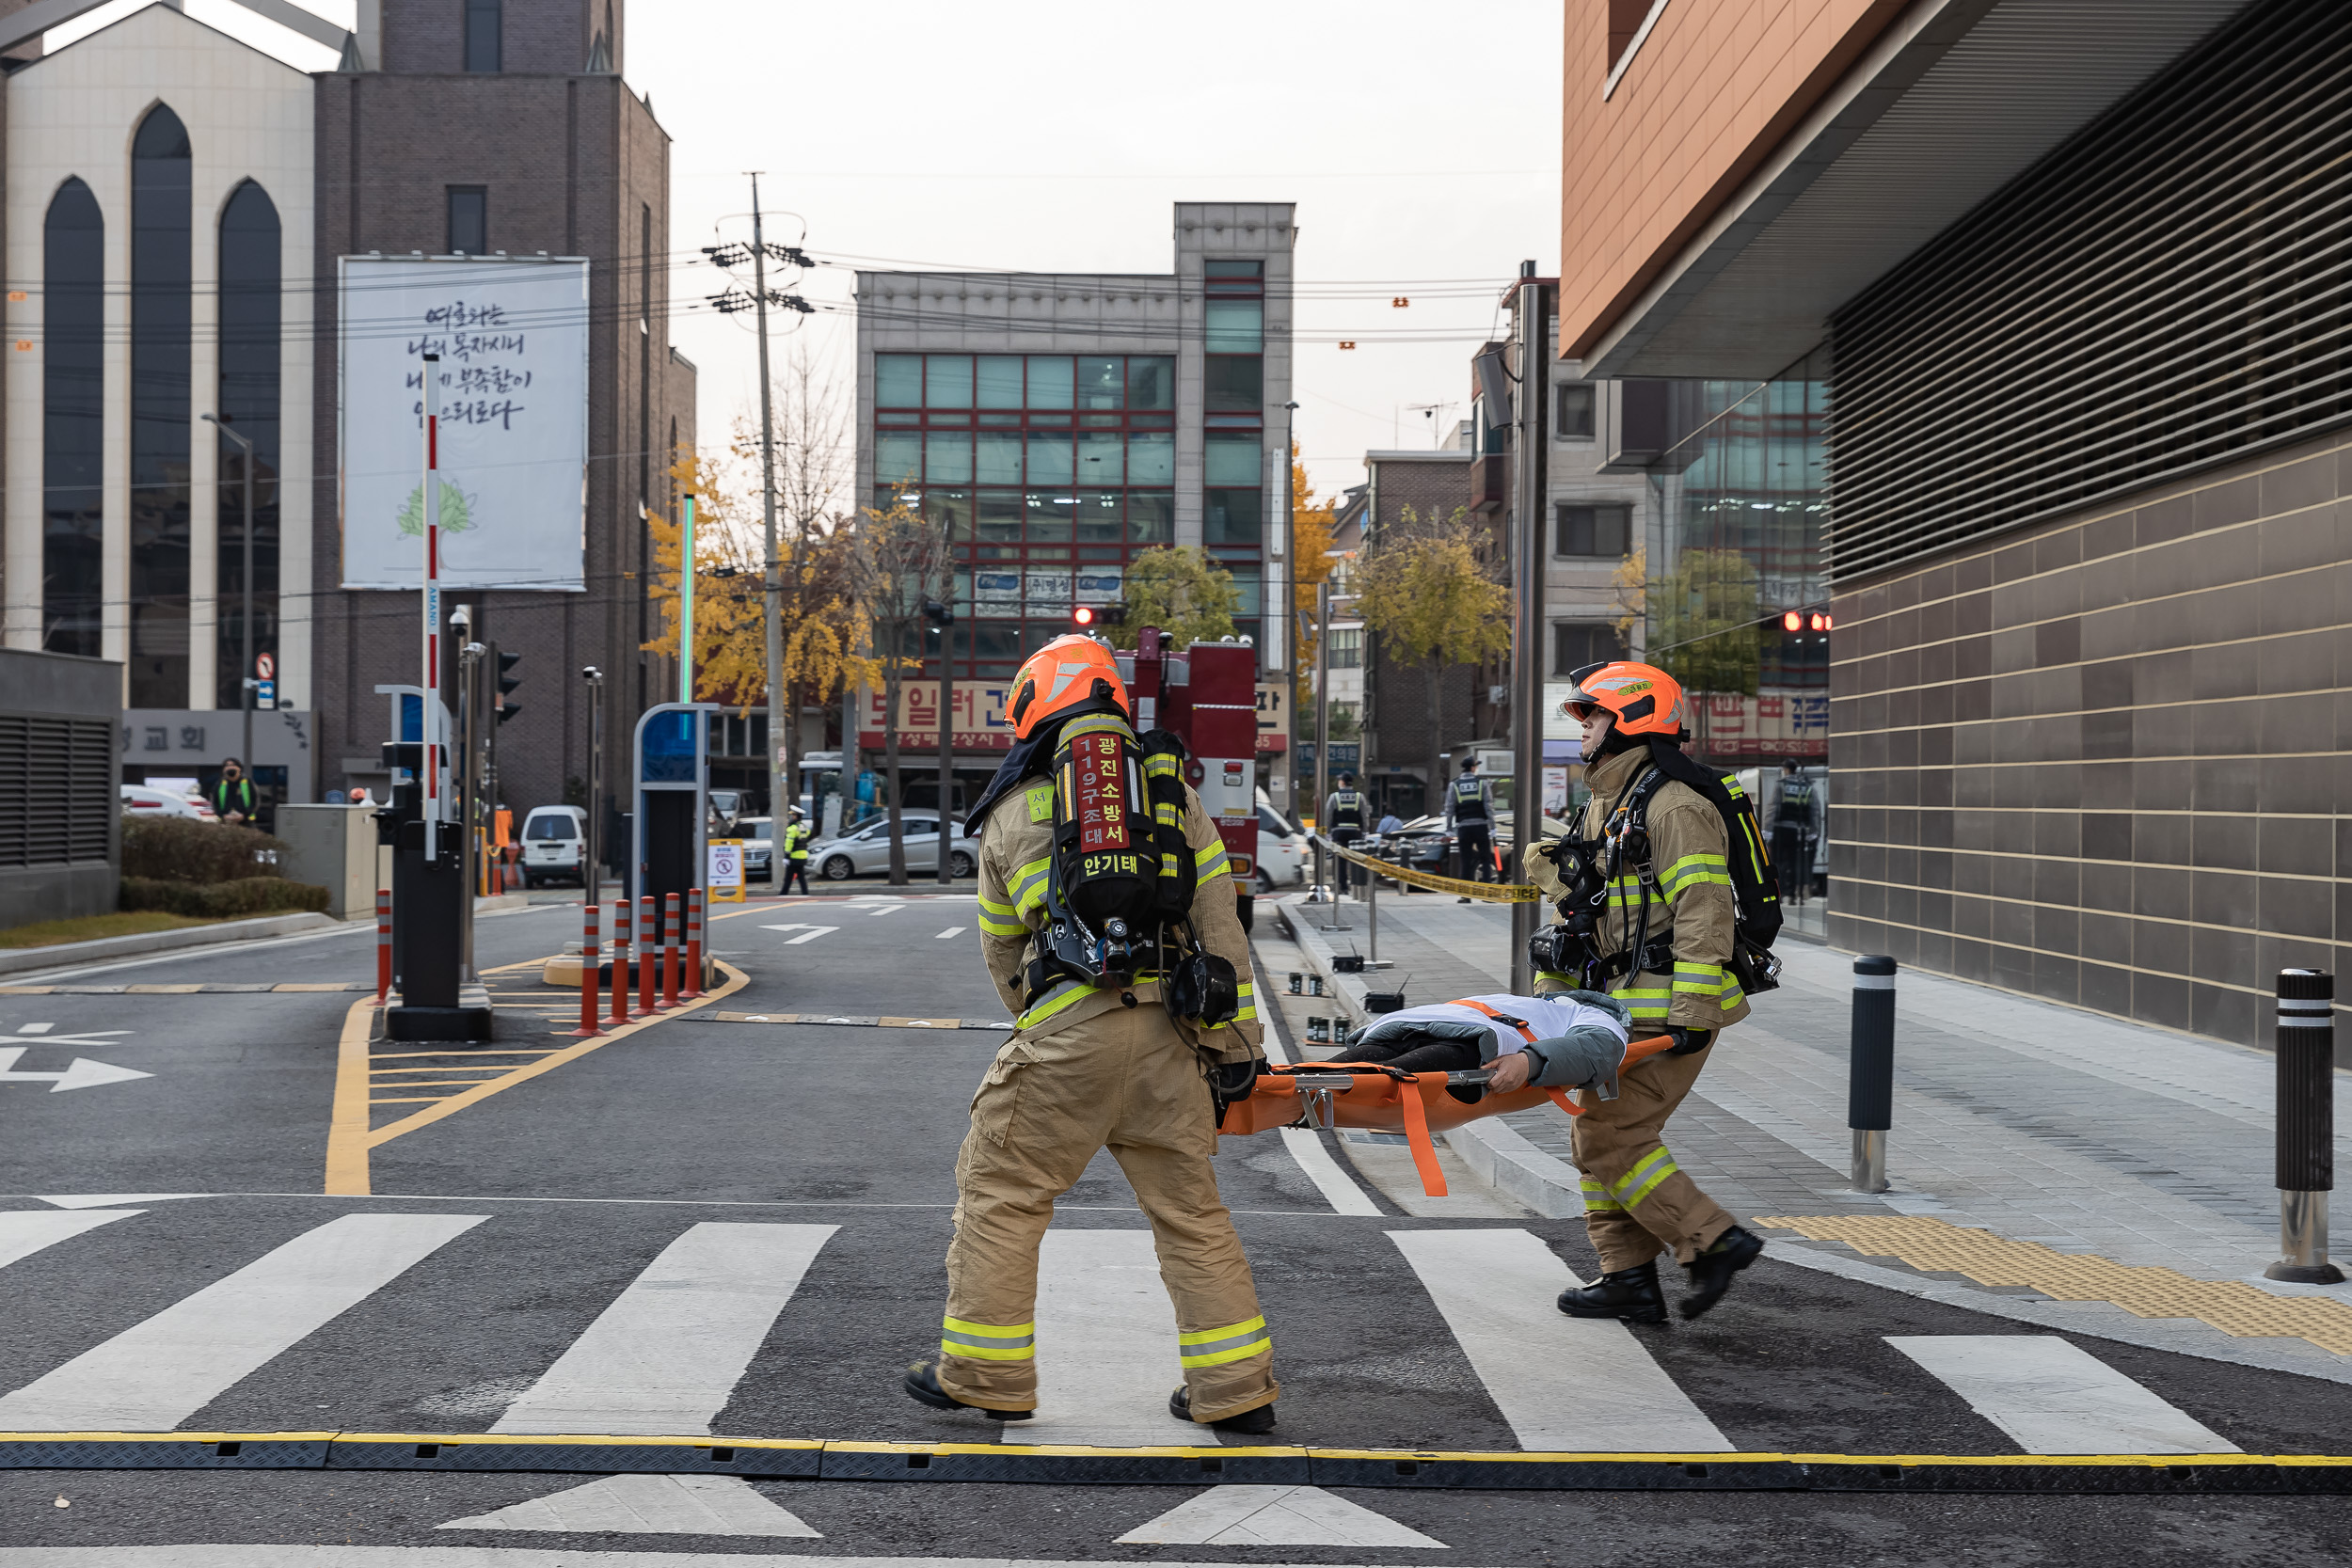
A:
[[1312, 835, 1545, 903]]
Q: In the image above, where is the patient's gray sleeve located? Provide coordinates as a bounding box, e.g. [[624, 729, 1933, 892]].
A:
[[1521, 1023, 1632, 1088], [1341, 1018, 1494, 1058]]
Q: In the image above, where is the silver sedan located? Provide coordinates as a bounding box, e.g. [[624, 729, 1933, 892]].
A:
[[808, 815, 975, 880]]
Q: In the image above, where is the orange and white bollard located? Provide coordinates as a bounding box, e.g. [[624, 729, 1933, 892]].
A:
[[611, 897, 632, 1025], [572, 904, 604, 1037], [375, 888, 392, 1005], [660, 892, 681, 1009], [683, 888, 705, 999], [639, 895, 660, 1015]]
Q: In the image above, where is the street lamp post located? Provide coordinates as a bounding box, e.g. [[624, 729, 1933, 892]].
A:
[[199, 413, 256, 777]]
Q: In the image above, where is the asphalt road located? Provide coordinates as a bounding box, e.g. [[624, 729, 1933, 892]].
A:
[[2, 892, 2348, 1563]]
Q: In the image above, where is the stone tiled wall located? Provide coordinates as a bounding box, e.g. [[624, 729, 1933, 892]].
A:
[[1827, 427, 2352, 1049]]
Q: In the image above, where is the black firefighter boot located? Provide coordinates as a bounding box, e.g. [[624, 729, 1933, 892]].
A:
[[1679, 1226, 1765, 1320], [1556, 1260, 1667, 1324], [903, 1361, 1033, 1420]]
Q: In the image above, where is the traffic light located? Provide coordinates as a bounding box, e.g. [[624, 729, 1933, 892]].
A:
[[1783, 610, 1802, 632], [1073, 606, 1097, 627], [922, 597, 954, 630], [495, 648, 522, 724]]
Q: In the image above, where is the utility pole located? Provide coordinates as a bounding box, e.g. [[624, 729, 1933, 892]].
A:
[[751, 177, 785, 889], [582, 666, 604, 902], [1508, 262, 1549, 993]]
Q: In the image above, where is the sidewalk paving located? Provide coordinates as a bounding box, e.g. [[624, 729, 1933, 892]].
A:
[[1268, 885, 2352, 1384]]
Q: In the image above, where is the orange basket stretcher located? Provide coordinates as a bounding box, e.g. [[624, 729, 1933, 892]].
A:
[[1216, 1034, 1678, 1197]]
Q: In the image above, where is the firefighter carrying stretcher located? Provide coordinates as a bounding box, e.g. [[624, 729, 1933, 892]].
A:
[[1522, 658, 1784, 1323], [902, 634, 1278, 1433]]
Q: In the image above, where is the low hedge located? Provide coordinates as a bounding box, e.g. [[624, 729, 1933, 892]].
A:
[[121, 815, 292, 884], [119, 876, 329, 919]]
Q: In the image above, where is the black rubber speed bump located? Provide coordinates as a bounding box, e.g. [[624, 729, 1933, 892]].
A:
[[821, 1441, 1310, 1485], [0, 1432, 331, 1469], [326, 1433, 820, 1476]]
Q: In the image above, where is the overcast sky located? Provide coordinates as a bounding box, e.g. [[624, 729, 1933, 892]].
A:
[[61, 0, 1565, 505]]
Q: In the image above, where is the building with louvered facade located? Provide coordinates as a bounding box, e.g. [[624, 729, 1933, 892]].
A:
[[1561, 0, 2344, 1049]]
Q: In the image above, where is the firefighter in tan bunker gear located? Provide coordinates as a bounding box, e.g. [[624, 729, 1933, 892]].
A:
[[902, 636, 1277, 1433], [1523, 659, 1764, 1323]]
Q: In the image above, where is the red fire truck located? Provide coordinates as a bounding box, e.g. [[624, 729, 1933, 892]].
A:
[[1115, 627, 1260, 930]]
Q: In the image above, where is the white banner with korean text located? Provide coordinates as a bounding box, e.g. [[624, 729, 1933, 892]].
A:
[[338, 256, 591, 590]]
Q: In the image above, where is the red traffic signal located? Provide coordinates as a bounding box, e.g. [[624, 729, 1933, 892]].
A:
[[1073, 606, 1096, 626], [1782, 610, 1802, 632]]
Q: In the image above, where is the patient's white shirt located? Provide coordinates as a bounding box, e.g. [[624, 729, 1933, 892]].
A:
[[1359, 992, 1629, 1059]]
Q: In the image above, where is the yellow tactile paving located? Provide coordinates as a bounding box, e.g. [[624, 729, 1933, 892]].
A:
[[1757, 1215, 2352, 1356]]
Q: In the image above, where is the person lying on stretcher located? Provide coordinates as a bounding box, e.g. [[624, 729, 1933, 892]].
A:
[[1330, 990, 1634, 1102]]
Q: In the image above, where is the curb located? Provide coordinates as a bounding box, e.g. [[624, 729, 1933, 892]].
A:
[[0, 1432, 2341, 1492], [0, 911, 343, 978], [1274, 897, 1587, 1215]]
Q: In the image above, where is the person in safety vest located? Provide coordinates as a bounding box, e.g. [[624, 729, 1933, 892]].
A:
[[1444, 756, 1494, 901], [781, 807, 811, 895], [1521, 660, 1763, 1323], [208, 758, 259, 826], [1772, 759, 1817, 909], [1322, 769, 1366, 894], [903, 634, 1277, 1433]]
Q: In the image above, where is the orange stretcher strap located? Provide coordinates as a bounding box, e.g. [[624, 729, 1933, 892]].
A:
[[1452, 999, 1538, 1043]]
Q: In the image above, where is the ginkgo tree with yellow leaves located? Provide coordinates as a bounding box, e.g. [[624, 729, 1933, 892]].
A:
[[641, 443, 878, 827], [1353, 503, 1514, 793]]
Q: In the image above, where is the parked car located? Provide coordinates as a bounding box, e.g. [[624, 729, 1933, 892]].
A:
[[518, 805, 588, 887], [119, 783, 208, 820], [728, 816, 774, 882], [808, 815, 975, 881], [1254, 800, 1305, 893]]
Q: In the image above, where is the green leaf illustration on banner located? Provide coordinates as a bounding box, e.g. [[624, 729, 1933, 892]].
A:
[[394, 479, 475, 537]]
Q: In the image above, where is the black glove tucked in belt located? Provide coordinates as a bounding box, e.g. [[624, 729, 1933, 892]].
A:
[[1664, 1026, 1714, 1056]]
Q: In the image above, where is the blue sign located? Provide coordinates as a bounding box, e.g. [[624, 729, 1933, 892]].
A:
[[255, 680, 276, 705]]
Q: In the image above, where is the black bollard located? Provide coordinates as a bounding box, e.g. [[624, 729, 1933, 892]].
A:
[[1849, 955, 1896, 1193], [2266, 969, 2342, 1284]]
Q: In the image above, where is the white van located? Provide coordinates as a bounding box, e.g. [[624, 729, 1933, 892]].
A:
[[518, 805, 588, 887]]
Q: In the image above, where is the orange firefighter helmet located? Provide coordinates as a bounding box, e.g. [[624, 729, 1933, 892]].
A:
[[1007, 634, 1130, 740], [1559, 659, 1690, 740]]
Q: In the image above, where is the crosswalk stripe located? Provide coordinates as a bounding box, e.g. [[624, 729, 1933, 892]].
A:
[[0, 1212, 485, 1432], [438, 1472, 822, 1536], [1117, 1484, 1447, 1546], [1387, 1227, 1734, 1453], [492, 1223, 838, 1436], [1010, 1228, 1193, 1449], [0, 1209, 139, 1271], [1886, 1334, 2242, 1455]]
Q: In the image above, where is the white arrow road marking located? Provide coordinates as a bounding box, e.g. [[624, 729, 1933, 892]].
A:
[[0, 1048, 152, 1093], [439, 1473, 821, 1537], [935, 927, 964, 939], [0, 1030, 133, 1048], [15, 1022, 51, 1034], [757, 925, 839, 945], [1118, 1485, 1447, 1547], [866, 905, 901, 916], [40, 1195, 202, 1210]]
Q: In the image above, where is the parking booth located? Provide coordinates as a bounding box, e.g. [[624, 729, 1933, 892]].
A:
[[632, 700, 719, 914]]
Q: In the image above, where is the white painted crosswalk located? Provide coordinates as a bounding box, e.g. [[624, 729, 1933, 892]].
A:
[[1389, 1227, 1733, 1452], [1885, 1335, 2241, 1455], [0, 1208, 2254, 1457], [492, 1223, 837, 1436], [0, 1212, 483, 1432], [440, 1473, 821, 1536]]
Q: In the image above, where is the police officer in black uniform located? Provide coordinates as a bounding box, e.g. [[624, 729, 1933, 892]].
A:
[[1772, 758, 1818, 908], [1444, 757, 1494, 901], [1322, 770, 1366, 894]]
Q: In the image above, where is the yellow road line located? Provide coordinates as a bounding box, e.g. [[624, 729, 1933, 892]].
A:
[[274, 983, 358, 992], [324, 997, 376, 1197], [369, 1048, 561, 1060], [1758, 1215, 2352, 1355], [368, 1077, 517, 1088], [322, 961, 750, 1196]]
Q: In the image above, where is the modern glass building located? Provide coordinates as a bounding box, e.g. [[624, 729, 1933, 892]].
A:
[[853, 202, 1295, 794]]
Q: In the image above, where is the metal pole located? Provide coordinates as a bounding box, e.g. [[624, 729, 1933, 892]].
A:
[[679, 494, 696, 704], [1311, 578, 1330, 904], [582, 667, 603, 904], [1508, 263, 1547, 995], [1849, 954, 1895, 1193], [2267, 968, 2342, 1283], [421, 354, 442, 863], [455, 627, 481, 981], [201, 416, 259, 794], [751, 175, 787, 890]]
